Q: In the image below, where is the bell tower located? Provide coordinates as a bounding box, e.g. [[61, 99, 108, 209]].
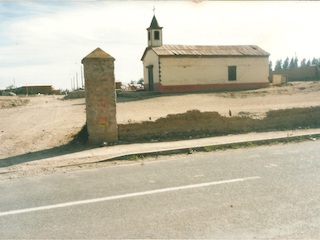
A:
[[147, 14, 163, 47]]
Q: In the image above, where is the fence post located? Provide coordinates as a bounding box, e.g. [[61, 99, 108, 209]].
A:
[[81, 48, 118, 145]]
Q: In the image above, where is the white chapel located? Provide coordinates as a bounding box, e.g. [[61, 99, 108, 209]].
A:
[[141, 15, 270, 93]]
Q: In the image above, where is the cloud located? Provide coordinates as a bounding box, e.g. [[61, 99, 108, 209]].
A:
[[0, 2, 126, 88], [0, 1, 320, 90]]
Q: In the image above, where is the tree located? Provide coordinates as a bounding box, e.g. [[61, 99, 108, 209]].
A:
[[306, 59, 311, 66], [294, 56, 299, 68], [275, 59, 282, 70], [6, 85, 15, 90], [283, 57, 289, 69], [289, 57, 295, 69], [300, 58, 306, 68], [311, 57, 319, 65], [137, 78, 144, 85]]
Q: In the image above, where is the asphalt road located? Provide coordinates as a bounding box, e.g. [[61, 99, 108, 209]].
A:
[[0, 140, 319, 239]]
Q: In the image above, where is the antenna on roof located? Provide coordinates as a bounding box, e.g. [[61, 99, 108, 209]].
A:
[[153, 6, 156, 16]]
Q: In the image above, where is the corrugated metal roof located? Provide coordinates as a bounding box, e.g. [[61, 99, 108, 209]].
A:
[[152, 45, 270, 57]]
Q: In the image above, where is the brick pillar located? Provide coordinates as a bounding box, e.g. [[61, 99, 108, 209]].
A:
[[81, 48, 118, 145]]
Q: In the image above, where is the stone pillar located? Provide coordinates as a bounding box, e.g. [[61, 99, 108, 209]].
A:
[[81, 48, 118, 145]]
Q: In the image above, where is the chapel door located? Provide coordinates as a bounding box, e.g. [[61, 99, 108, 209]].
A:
[[147, 66, 154, 91]]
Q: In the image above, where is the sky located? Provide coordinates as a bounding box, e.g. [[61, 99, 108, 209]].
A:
[[0, 0, 319, 90]]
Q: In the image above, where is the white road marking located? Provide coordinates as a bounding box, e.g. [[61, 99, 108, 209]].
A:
[[0, 176, 260, 217], [265, 164, 278, 168]]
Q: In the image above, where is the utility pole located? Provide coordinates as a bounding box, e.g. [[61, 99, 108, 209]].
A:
[[76, 72, 79, 90], [81, 65, 84, 88]]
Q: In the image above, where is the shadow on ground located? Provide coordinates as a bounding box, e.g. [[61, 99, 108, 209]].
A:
[[0, 144, 90, 168], [0, 125, 90, 168]]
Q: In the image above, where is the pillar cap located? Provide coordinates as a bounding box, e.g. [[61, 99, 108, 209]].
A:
[[82, 48, 115, 63]]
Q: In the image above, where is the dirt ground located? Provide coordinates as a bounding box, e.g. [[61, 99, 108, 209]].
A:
[[118, 81, 320, 122], [1, 81, 320, 178]]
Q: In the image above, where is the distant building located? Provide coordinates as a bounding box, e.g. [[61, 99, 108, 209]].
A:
[[272, 74, 288, 85], [141, 15, 270, 93], [14, 85, 53, 95]]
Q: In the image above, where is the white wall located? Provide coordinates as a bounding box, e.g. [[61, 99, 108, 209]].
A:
[[148, 29, 163, 47], [142, 50, 160, 85], [159, 56, 269, 86]]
